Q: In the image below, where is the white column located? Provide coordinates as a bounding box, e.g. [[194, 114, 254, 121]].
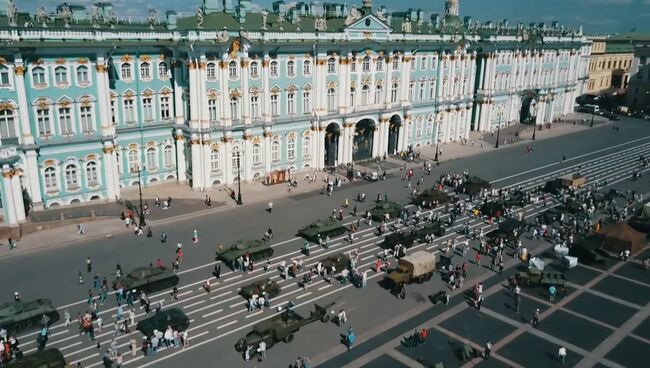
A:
[[190, 136, 204, 189], [11, 171, 26, 222], [173, 60, 185, 125], [219, 59, 231, 125], [264, 130, 272, 172], [2, 170, 18, 225], [240, 59, 250, 124], [201, 138, 211, 186], [316, 55, 327, 115], [400, 115, 410, 151], [464, 107, 471, 140], [371, 124, 380, 158], [13, 61, 34, 145], [24, 151, 42, 205], [341, 121, 351, 165], [187, 60, 199, 129], [380, 117, 389, 157], [346, 125, 354, 163], [103, 146, 116, 200], [243, 135, 252, 181], [174, 132, 187, 182], [262, 57, 271, 123], [400, 53, 412, 104], [318, 124, 326, 169], [384, 55, 393, 106], [94, 57, 113, 136], [338, 57, 348, 112], [223, 138, 233, 184], [198, 59, 210, 130], [476, 103, 484, 132]]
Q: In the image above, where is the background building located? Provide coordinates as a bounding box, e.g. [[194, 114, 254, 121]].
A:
[[627, 45, 650, 114], [0, 0, 589, 225], [586, 36, 634, 95]]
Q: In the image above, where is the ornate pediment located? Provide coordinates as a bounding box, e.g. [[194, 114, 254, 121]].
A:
[[344, 14, 392, 41]]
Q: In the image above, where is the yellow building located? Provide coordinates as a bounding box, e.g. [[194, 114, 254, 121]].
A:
[[586, 36, 634, 94]]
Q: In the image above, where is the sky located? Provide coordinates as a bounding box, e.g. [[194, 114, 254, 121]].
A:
[[16, 0, 650, 34]]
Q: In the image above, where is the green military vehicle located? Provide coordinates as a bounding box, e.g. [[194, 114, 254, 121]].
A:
[[5, 348, 67, 368], [112, 266, 179, 296], [457, 176, 491, 195], [413, 189, 450, 208], [234, 302, 335, 353], [486, 219, 527, 245], [380, 231, 416, 249], [298, 218, 346, 242], [320, 253, 351, 271], [511, 268, 567, 288], [136, 308, 190, 337], [240, 278, 282, 300], [539, 207, 564, 225], [543, 179, 565, 195], [369, 200, 402, 221], [412, 221, 446, 239], [504, 190, 530, 208], [216, 240, 273, 264], [0, 299, 59, 333], [480, 200, 507, 218]]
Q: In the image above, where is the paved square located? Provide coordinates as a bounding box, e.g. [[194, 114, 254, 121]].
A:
[[520, 285, 576, 305], [614, 262, 650, 285], [564, 292, 639, 327], [632, 316, 650, 341], [483, 289, 551, 324], [395, 328, 468, 368], [604, 336, 650, 368], [592, 275, 650, 306], [439, 307, 517, 346], [359, 354, 409, 368], [634, 247, 650, 260], [563, 265, 603, 286], [473, 358, 511, 368], [538, 310, 613, 350], [498, 332, 583, 368]]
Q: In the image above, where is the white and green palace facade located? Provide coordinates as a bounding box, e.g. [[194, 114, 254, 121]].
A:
[[0, 0, 590, 225]]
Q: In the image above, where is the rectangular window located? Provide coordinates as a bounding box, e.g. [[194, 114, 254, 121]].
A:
[[55, 68, 68, 85], [270, 62, 278, 77], [429, 81, 435, 100], [302, 91, 310, 114], [80, 105, 94, 133], [59, 107, 73, 135], [0, 67, 9, 86], [408, 82, 414, 101], [37, 109, 51, 136], [287, 93, 295, 115], [142, 97, 153, 121], [77, 67, 89, 84], [110, 99, 117, 125], [250, 95, 260, 119], [376, 59, 383, 71], [160, 96, 170, 120], [124, 99, 135, 123], [230, 99, 239, 119], [208, 99, 218, 123], [271, 94, 279, 116], [351, 60, 357, 73], [252, 145, 261, 165]]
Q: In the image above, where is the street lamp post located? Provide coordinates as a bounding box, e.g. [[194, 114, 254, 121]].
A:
[[236, 157, 243, 205], [532, 122, 537, 140], [434, 139, 440, 161], [495, 123, 501, 149], [590, 96, 600, 128], [137, 167, 146, 227]]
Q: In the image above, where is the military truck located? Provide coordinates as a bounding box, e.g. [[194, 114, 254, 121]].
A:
[[0, 299, 59, 333], [413, 188, 450, 208], [386, 251, 436, 292], [112, 266, 179, 296], [136, 308, 190, 337], [5, 348, 67, 368], [240, 278, 281, 299], [559, 173, 586, 188], [511, 269, 566, 288], [369, 200, 402, 221], [216, 240, 273, 265], [234, 302, 335, 353], [298, 218, 346, 242], [380, 231, 416, 249], [457, 176, 491, 195], [319, 253, 351, 271]]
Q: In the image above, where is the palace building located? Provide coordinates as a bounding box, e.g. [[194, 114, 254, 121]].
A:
[[0, 0, 590, 225]]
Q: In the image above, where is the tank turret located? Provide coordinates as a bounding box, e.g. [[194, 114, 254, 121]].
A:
[[0, 299, 59, 333], [369, 200, 402, 221], [112, 266, 179, 295], [298, 218, 346, 242], [216, 240, 273, 264]]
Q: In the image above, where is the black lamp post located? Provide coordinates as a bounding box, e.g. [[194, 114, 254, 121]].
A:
[[137, 167, 146, 226], [495, 123, 501, 148], [532, 121, 537, 140], [590, 96, 600, 128], [236, 157, 243, 205], [434, 139, 440, 161]]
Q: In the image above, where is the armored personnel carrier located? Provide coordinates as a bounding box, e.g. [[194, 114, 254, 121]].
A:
[[112, 266, 179, 296], [412, 221, 446, 239], [216, 240, 273, 264], [240, 278, 281, 299], [298, 218, 346, 242], [136, 308, 189, 337], [369, 200, 402, 221], [0, 299, 59, 333], [319, 253, 351, 271], [234, 302, 335, 353], [413, 189, 450, 208], [5, 348, 66, 368], [380, 231, 416, 249]]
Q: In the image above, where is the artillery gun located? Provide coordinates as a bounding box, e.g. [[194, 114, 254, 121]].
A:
[[234, 302, 335, 353], [216, 240, 273, 265], [0, 299, 59, 333], [369, 200, 402, 221], [240, 278, 281, 299], [298, 218, 346, 242], [112, 266, 179, 296]]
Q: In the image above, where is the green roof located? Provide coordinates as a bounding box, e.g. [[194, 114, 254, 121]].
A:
[[605, 43, 634, 54]]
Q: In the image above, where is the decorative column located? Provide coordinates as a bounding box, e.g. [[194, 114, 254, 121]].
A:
[[399, 114, 411, 151], [243, 131, 253, 181], [174, 129, 187, 182], [240, 59, 250, 124], [263, 129, 272, 173], [338, 56, 348, 112], [309, 125, 319, 169], [24, 151, 42, 206], [198, 59, 209, 130], [380, 116, 390, 157], [464, 106, 472, 140], [262, 57, 271, 123], [187, 60, 199, 129], [219, 59, 231, 125], [172, 58, 185, 125], [400, 53, 412, 104], [201, 136, 211, 187], [11, 169, 26, 222], [222, 135, 233, 184], [2, 169, 18, 225], [94, 57, 113, 136], [384, 54, 393, 106], [318, 123, 327, 169], [315, 55, 327, 115], [190, 135, 203, 189], [102, 144, 117, 200]]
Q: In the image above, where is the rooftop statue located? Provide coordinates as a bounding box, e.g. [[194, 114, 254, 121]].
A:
[[108, 8, 117, 28], [295, 15, 302, 31], [36, 6, 48, 27], [401, 20, 411, 33], [7, 0, 17, 27], [344, 5, 361, 26], [59, 3, 72, 27], [261, 10, 268, 30], [90, 5, 99, 28], [315, 16, 327, 31], [148, 8, 157, 28], [376, 7, 387, 22], [196, 7, 204, 28]]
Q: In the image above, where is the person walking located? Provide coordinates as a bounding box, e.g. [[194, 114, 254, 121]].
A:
[[558, 346, 567, 366], [345, 327, 355, 351], [77, 224, 86, 235], [548, 285, 557, 302], [267, 202, 273, 213], [484, 340, 492, 359], [64, 310, 71, 327], [192, 229, 199, 244], [532, 308, 540, 327], [86, 257, 92, 273]]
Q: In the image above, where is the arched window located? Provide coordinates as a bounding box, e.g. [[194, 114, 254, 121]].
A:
[[374, 85, 383, 105], [419, 81, 426, 100], [140, 62, 151, 79], [420, 57, 427, 70], [54, 66, 68, 85], [231, 146, 241, 170], [429, 79, 436, 100], [302, 136, 310, 157], [303, 60, 311, 75], [206, 63, 217, 80], [426, 119, 434, 136], [250, 95, 260, 118], [76, 65, 89, 84], [391, 82, 399, 103], [32, 67, 46, 85], [271, 140, 280, 161], [210, 149, 220, 172], [327, 88, 336, 111], [270, 94, 279, 116], [0, 65, 10, 86], [163, 145, 174, 167], [0, 108, 16, 138], [208, 99, 218, 122], [86, 161, 99, 184], [230, 97, 240, 119], [249, 61, 259, 78], [327, 58, 336, 73], [361, 85, 370, 105], [270, 61, 278, 77], [65, 164, 79, 188], [146, 147, 157, 170], [408, 81, 415, 101], [44, 166, 58, 191], [362, 57, 371, 72], [287, 60, 295, 76], [128, 149, 139, 173], [158, 62, 169, 78], [120, 63, 131, 79], [287, 137, 296, 160], [228, 61, 238, 78], [252, 144, 261, 165]]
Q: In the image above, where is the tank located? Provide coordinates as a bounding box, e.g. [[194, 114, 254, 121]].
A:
[[457, 176, 490, 195], [369, 200, 402, 221], [136, 308, 189, 337], [0, 299, 59, 333], [319, 253, 351, 271], [412, 221, 446, 239], [112, 266, 179, 296], [380, 231, 415, 249], [298, 218, 346, 242], [240, 278, 281, 299], [480, 201, 506, 217], [5, 348, 67, 368], [216, 240, 273, 264], [413, 189, 450, 208]]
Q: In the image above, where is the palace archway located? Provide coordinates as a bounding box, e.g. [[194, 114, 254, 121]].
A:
[[388, 115, 401, 155], [520, 90, 539, 125], [324, 123, 340, 167], [353, 119, 375, 161]]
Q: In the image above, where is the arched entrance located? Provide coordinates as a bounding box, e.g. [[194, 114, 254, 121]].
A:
[[388, 115, 401, 155], [353, 119, 375, 161], [520, 91, 539, 125], [324, 123, 340, 167]]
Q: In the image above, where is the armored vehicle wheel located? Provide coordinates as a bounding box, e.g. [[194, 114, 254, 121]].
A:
[[284, 334, 294, 343], [425, 273, 432, 281], [417, 276, 424, 284], [321, 314, 331, 323]]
